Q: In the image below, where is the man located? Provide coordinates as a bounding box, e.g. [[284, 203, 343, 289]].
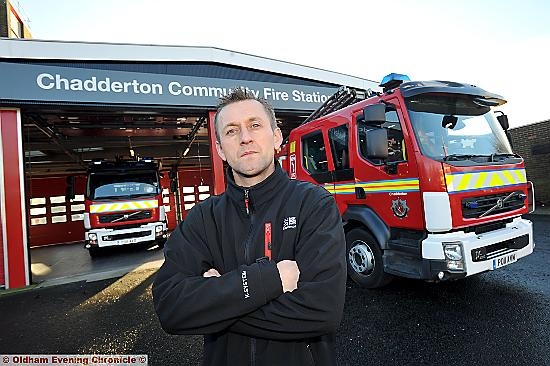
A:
[[414, 120, 440, 157], [152, 88, 346, 366]]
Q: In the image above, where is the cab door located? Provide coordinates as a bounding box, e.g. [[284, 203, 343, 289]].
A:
[[299, 122, 355, 213], [354, 101, 422, 229], [326, 123, 355, 213]]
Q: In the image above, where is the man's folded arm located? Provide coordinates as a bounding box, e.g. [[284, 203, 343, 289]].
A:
[[229, 193, 347, 340], [152, 206, 283, 335]]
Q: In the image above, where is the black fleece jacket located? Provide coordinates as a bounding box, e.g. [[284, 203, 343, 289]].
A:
[[152, 163, 346, 366]]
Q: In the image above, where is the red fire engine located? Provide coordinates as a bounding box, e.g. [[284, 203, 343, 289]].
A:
[[82, 158, 168, 257], [278, 74, 535, 288]]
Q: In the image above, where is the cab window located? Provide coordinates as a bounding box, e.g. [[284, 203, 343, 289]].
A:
[[328, 124, 349, 170], [358, 108, 407, 164], [302, 132, 328, 174], [385, 110, 406, 163]]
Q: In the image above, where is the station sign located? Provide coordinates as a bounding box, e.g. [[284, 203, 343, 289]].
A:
[[0, 62, 340, 111]]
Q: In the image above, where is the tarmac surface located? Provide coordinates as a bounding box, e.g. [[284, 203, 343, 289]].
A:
[[30, 241, 164, 287], [1, 214, 549, 366]]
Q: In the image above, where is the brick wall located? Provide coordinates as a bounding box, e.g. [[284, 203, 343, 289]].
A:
[[0, 1, 8, 37], [1, 0, 32, 39], [510, 119, 550, 204]]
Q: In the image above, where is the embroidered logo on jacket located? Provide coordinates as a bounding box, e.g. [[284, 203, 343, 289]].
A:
[[282, 216, 297, 231], [242, 270, 250, 299]]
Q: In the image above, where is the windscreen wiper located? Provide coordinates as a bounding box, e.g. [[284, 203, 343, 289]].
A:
[[92, 195, 120, 200], [92, 193, 155, 200], [443, 154, 488, 162], [490, 153, 520, 160], [124, 193, 157, 198], [482, 153, 521, 162]]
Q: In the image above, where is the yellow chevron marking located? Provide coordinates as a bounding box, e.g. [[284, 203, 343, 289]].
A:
[[489, 172, 504, 187], [446, 175, 454, 191], [456, 173, 472, 191], [446, 168, 527, 192], [90, 204, 103, 213], [514, 169, 526, 182], [502, 170, 515, 185], [473, 172, 488, 189], [90, 200, 159, 213]]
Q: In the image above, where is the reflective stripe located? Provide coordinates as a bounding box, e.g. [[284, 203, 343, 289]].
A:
[[446, 168, 526, 193], [90, 199, 159, 213], [324, 179, 420, 195]]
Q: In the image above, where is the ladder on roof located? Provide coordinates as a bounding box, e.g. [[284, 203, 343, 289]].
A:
[[301, 86, 374, 125]]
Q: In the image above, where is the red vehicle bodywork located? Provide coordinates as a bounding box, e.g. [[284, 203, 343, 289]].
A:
[[278, 80, 534, 287]]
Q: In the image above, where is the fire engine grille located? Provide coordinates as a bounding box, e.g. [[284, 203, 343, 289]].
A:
[[102, 230, 151, 242], [462, 191, 525, 219], [99, 210, 152, 223], [470, 234, 529, 262]]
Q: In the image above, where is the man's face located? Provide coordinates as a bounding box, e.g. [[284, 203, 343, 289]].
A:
[[215, 99, 283, 187]]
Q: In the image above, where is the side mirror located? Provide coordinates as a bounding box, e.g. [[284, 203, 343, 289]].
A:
[[496, 112, 509, 130], [505, 130, 514, 149], [66, 176, 75, 200], [363, 103, 386, 125], [365, 128, 389, 160]]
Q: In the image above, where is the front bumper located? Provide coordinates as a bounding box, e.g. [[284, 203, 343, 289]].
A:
[[421, 217, 533, 280], [85, 222, 167, 248]]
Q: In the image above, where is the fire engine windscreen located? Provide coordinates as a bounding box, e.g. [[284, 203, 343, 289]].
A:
[[406, 94, 513, 161], [86, 170, 160, 200]]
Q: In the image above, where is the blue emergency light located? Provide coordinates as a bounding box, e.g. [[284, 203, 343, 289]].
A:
[[380, 73, 411, 92]]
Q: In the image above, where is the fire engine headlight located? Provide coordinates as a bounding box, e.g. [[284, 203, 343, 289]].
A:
[[155, 225, 163, 234], [444, 243, 463, 261], [88, 233, 98, 241], [443, 242, 464, 270]]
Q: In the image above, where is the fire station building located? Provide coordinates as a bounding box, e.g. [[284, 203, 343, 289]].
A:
[[0, 38, 377, 289]]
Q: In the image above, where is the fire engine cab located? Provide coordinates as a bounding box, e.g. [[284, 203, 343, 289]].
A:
[[279, 74, 535, 288]]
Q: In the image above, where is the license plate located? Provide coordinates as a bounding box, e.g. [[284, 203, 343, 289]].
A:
[[116, 238, 138, 245], [492, 253, 517, 269]]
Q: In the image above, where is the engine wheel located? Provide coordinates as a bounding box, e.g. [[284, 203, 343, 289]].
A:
[[88, 246, 102, 258], [346, 228, 392, 288], [156, 238, 167, 249]]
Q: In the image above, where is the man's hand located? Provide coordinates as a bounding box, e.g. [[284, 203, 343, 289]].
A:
[[276, 260, 300, 292], [203, 268, 221, 278]]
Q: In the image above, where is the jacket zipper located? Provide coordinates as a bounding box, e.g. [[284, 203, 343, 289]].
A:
[[243, 189, 255, 264], [244, 188, 256, 366], [250, 338, 256, 366]]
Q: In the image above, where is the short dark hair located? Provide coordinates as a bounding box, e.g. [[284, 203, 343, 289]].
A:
[[214, 87, 277, 141]]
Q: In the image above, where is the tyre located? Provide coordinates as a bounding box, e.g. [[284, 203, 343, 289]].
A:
[[88, 246, 102, 258], [346, 228, 393, 288], [156, 238, 167, 249]]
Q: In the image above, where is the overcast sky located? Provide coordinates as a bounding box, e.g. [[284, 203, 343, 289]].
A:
[[12, 0, 550, 128]]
